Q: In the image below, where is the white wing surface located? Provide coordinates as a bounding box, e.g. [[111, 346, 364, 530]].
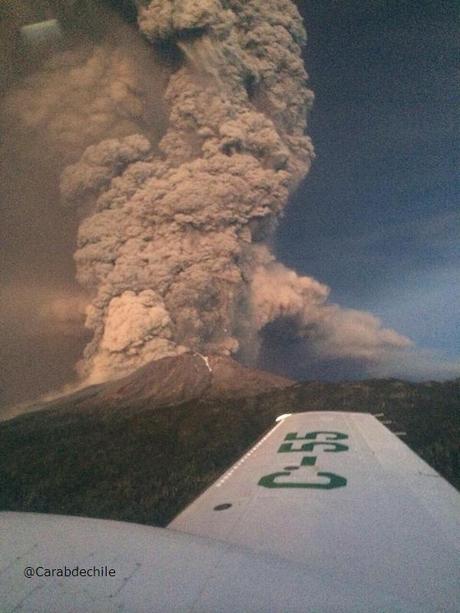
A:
[[170, 411, 460, 611]]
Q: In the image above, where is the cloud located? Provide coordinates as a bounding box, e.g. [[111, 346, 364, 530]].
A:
[[367, 348, 460, 382], [1, 9, 168, 165], [250, 257, 412, 368], [0, 282, 89, 338]]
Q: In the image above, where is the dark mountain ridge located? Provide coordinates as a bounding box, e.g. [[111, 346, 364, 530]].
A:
[[1, 353, 294, 421], [0, 355, 458, 526]]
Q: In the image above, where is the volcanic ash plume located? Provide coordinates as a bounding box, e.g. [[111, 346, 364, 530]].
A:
[[61, 0, 410, 384]]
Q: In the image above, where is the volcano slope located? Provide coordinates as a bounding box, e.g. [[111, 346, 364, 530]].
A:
[[0, 354, 458, 526]]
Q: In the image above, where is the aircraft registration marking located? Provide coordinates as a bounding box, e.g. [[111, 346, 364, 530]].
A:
[[258, 430, 348, 490]]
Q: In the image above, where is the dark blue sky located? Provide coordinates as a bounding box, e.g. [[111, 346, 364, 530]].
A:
[[278, 0, 459, 371]]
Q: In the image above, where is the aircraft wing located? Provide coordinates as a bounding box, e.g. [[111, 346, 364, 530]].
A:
[[169, 411, 460, 610], [1, 411, 459, 612]]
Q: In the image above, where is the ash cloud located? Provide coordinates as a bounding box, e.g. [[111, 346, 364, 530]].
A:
[[1, 0, 424, 408], [250, 255, 411, 367], [1, 6, 169, 165], [57, 0, 411, 385]]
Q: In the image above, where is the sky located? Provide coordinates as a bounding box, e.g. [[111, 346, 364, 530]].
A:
[[273, 0, 459, 375], [0, 0, 458, 409]]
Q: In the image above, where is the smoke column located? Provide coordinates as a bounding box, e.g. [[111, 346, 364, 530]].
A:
[[54, 0, 410, 384]]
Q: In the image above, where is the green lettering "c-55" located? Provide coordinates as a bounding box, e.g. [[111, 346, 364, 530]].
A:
[[258, 471, 347, 489]]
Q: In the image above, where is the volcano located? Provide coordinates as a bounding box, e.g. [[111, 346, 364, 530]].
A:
[[2, 353, 294, 422]]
